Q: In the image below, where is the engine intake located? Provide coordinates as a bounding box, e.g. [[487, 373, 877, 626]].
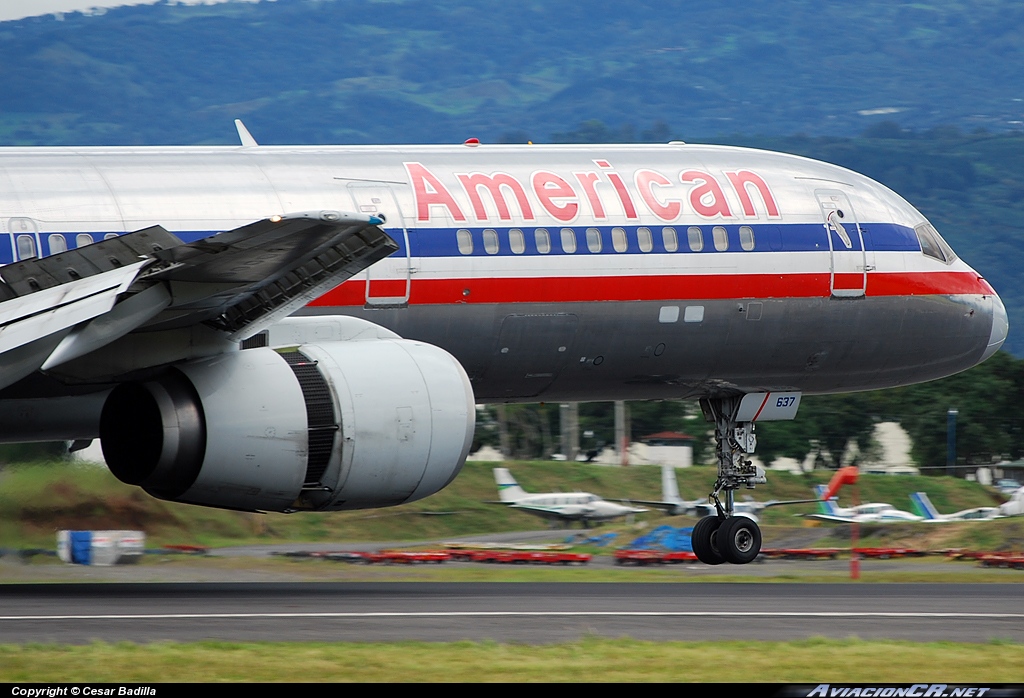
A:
[[99, 339, 475, 512]]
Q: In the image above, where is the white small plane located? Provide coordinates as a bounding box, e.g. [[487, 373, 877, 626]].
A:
[[909, 491, 1001, 522], [608, 464, 716, 517], [493, 467, 647, 526], [614, 463, 833, 526], [999, 487, 1024, 517], [618, 464, 779, 520], [807, 484, 922, 523]]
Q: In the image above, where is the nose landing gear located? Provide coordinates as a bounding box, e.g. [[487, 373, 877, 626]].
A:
[[691, 396, 768, 565]]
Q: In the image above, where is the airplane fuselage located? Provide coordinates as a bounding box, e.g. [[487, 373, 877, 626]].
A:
[[0, 143, 1005, 403]]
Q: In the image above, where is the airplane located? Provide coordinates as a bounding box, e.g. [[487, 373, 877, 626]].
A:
[[607, 464, 716, 517], [492, 467, 647, 526], [0, 122, 1006, 565], [615, 463, 786, 521], [807, 484, 923, 523], [998, 487, 1024, 517], [909, 491, 1002, 522]]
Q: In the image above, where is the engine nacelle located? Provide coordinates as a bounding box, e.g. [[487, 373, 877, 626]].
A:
[[99, 339, 475, 512]]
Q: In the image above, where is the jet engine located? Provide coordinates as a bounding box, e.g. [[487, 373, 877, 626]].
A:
[[99, 339, 475, 512]]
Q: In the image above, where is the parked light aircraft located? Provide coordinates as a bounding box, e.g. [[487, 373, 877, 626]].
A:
[[999, 487, 1024, 517], [619, 464, 783, 521], [909, 491, 1002, 522], [609, 464, 716, 517], [808, 485, 922, 523], [0, 123, 1006, 564], [493, 467, 646, 525]]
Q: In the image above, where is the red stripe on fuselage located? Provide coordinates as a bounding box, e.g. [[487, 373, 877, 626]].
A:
[[309, 271, 991, 307]]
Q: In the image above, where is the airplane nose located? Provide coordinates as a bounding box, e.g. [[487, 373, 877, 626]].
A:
[[980, 292, 1008, 362]]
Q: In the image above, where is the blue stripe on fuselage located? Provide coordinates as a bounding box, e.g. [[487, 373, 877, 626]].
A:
[[0, 222, 922, 267], [409, 222, 920, 258]]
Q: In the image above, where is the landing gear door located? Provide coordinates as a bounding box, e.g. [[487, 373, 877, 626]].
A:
[[347, 183, 412, 308], [816, 190, 867, 298]]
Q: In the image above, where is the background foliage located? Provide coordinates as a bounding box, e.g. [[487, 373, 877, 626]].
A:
[[476, 351, 1024, 469], [4, 1, 1024, 468]]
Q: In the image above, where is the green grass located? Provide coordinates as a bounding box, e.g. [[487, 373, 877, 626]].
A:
[[0, 460, 1015, 553], [1, 638, 1021, 682]]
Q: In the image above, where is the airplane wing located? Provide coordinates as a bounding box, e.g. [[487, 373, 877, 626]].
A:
[[606, 498, 672, 508], [510, 502, 587, 519], [0, 211, 396, 389], [802, 514, 857, 523], [606, 498, 709, 516], [757, 498, 820, 509]]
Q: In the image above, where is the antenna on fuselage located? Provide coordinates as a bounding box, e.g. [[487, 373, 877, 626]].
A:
[[234, 119, 259, 148]]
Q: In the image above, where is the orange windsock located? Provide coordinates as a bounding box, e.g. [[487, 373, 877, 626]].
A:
[[823, 466, 859, 501]]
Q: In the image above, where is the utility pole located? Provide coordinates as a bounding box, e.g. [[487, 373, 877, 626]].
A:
[[496, 404, 511, 458], [614, 400, 629, 466], [947, 408, 958, 477], [560, 403, 579, 462]]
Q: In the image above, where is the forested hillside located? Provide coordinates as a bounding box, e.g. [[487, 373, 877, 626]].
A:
[[2, 0, 1024, 470], [1, 1, 1022, 353], [1, 0, 1024, 145]]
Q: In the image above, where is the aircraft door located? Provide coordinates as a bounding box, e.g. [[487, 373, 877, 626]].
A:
[[347, 183, 412, 308], [816, 190, 867, 298], [8, 217, 41, 262]]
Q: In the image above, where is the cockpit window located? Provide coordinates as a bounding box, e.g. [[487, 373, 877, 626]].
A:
[[915, 223, 957, 264]]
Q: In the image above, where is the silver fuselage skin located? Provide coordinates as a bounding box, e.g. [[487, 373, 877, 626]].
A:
[[0, 143, 1006, 402]]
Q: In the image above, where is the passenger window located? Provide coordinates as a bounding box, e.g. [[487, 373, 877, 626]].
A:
[[687, 226, 704, 252], [535, 228, 551, 254], [76, 233, 94, 248], [662, 227, 679, 252], [104, 233, 119, 240], [456, 229, 473, 255], [509, 228, 525, 254], [739, 226, 755, 251], [17, 235, 36, 260], [49, 234, 68, 255], [560, 228, 577, 253], [713, 226, 729, 251], [612, 227, 627, 253], [483, 229, 499, 255], [637, 227, 653, 253], [586, 227, 602, 253]]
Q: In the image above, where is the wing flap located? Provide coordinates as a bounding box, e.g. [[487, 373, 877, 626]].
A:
[[0, 261, 149, 389], [0, 227, 182, 296], [0, 211, 395, 385], [141, 211, 397, 339]]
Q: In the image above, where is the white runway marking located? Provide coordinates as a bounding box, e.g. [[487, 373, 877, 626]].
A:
[[3, 611, 1022, 621]]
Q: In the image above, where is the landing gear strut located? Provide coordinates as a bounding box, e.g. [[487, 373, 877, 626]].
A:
[[691, 396, 766, 565]]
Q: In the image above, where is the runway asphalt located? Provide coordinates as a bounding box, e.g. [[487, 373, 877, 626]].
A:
[[1, 582, 1021, 644]]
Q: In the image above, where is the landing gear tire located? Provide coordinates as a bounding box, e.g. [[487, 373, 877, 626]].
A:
[[718, 516, 762, 564], [691, 515, 725, 565]]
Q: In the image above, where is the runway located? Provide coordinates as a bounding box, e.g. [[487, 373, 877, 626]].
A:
[[1, 582, 1021, 643]]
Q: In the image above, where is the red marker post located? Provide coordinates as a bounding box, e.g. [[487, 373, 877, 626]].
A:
[[824, 466, 860, 580]]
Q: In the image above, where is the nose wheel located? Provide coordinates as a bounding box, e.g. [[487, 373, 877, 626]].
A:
[[691, 515, 725, 565], [717, 515, 762, 564], [691, 514, 762, 565]]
